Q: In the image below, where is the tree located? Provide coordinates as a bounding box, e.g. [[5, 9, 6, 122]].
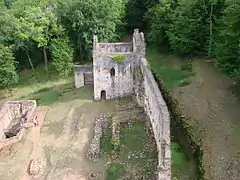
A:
[[145, 1, 172, 47], [50, 36, 74, 77], [215, 0, 240, 83], [0, 45, 19, 88], [0, 3, 16, 45], [125, 0, 158, 31], [15, 2, 63, 72], [58, 0, 126, 60], [166, 0, 207, 55]]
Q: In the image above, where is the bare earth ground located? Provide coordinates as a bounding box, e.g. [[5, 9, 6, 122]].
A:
[[173, 60, 240, 180], [0, 88, 117, 180]]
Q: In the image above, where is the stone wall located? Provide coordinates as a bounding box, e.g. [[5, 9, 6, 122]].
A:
[[93, 52, 137, 100], [97, 42, 132, 53], [0, 100, 36, 140], [93, 35, 138, 100], [74, 65, 93, 88], [134, 58, 171, 179], [132, 29, 171, 179]]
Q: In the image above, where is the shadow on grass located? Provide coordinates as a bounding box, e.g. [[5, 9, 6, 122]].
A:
[[230, 83, 240, 100], [21, 83, 94, 106], [17, 65, 60, 88], [146, 47, 195, 88]]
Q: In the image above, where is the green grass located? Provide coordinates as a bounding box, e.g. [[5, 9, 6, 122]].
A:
[[171, 142, 187, 165], [21, 82, 93, 106], [1, 65, 74, 103], [106, 163, 125, 180], [146, 47, 195, 88], [120, 123, 147, 161], [24, 87, 61, 106], [100, 121, 157, 179], [120, 123, 157, 179], [100, 118, 115, 155], [110, 54, 126, 64]]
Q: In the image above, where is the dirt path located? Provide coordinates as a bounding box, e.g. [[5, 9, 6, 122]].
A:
[[0, 92, 117, 180], [173, 60, 240, 180], [20, 106, 49, 180], [38, 99, 116, 180]]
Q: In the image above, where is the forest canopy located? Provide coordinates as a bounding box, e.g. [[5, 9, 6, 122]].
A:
[[0, 0, 239, 88]]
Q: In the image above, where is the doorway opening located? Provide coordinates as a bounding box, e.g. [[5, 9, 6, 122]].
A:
[[100, 90, 106, 100]]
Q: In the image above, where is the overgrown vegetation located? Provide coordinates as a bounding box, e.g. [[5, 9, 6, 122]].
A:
[[0, 0, 126, 89], [110, 54, 126, 64], [145, 0, 239, 84], [146, 48, 194, 88], [100, 120, 157, 179], [151, 69, 203, 179], [0, 0, 239, 90], [106, 163, 125, 180]]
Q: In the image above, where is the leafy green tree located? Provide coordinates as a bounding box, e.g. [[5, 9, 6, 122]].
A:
[[50, 36, 74, 77], [0, 3, 16, 44], [16, 4, 63, 72], [145, 1, 172, 47], [166, 0, 207, 55], [215, 0, 240, 83], [58, 0, 126, 60], [125, 0, 158, 30], [0, 45, 19, 88]]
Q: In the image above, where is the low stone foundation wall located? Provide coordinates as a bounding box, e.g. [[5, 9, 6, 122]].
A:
[[87, 114, 110, 160], [134, 58, 171, 180], [0, 100, 36, 146]]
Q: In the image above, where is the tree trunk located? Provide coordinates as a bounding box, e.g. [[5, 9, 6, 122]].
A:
[[43, 47, 48, 72], [25, 50, 35, 73], [208, 4, 213, 57], [78, 34, 83, 61]]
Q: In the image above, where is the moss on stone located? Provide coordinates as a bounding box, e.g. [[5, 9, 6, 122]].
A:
[[110, 54, 126, 64]]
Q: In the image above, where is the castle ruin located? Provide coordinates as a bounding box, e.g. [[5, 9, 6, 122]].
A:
[[74, 29, 171, 179]]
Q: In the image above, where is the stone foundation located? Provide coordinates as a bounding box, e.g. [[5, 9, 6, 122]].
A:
[[0, 100, 36, 148]]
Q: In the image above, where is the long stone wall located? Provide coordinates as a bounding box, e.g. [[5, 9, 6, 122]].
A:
[[134, 58, 171, 179]]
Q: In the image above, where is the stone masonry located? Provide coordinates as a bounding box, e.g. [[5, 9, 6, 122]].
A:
[[74, 29, 171, 179]]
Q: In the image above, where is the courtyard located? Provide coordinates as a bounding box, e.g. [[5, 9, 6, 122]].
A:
[[0, 85, 158, 180]]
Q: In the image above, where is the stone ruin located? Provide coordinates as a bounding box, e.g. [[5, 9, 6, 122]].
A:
[[87, 114, 112, 160], [75, 29, 171, 179], [0, 100, 36, 149]]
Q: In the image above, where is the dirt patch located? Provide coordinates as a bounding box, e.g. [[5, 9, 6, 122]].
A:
[[172, 60, 240, 180]]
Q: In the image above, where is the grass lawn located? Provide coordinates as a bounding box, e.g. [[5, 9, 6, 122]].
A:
[[146, 47, 195, 88], [0, 65, 74, 103], [101, 120, 157, 179]]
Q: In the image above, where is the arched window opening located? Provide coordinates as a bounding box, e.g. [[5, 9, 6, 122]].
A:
[[110, 68, 115, 77]]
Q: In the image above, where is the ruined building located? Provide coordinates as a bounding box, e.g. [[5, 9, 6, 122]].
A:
[[74, 29, 171, 179]]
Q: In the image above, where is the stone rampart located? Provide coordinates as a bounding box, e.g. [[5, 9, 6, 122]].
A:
[[134, 58, 171, 179]]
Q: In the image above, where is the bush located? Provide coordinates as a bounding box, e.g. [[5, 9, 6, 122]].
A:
[[0, 45, 19, 88], [215, 0, 240, 83]]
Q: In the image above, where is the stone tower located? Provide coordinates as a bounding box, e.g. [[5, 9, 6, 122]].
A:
[[93, 29, 145, 100]]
